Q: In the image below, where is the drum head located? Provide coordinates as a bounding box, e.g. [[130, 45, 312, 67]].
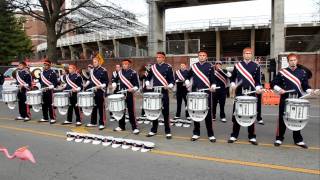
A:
[[28, 90, 42, 95], [143, 92, 161, 98], [236, 96, 257, 101], [108, 94, 124, 100]]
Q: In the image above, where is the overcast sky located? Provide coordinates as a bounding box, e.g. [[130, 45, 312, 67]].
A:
[[109, 0, 319, 24]]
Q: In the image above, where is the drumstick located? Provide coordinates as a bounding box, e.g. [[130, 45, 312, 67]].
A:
[[198, 87, 221, 92], [284, 89, 296, 94]]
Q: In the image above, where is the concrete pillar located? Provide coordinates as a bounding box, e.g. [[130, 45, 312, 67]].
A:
[[69, 46, 76, 60], [216, 31, 221, 60], [270, 0, 285, 59], [97, 41, 106, 58], [112, 39, 120, 58], [184, 33, 189, 54], [60, 47, 66, 60], [147, 0, 166, 56], [134, 37, 140, 57], [81, 43, 89, 59], [250, 28, 255, 57]]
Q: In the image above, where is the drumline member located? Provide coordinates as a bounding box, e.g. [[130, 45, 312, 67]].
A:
[[212, 60, 231, 123], [185, 50, 217, 142], [145, 52, 175, 139], [112, 59, 140, 134], [254, 58, 264, 125], [86, 54, 109, 130], [272, 53, 314, 148], [61, 64, 83, 126], [39, 60, 59, 124], [174, 63, 190, 121], [15, 61, 32, 121], [138, 65, 153, 120], [110, 64, 121, 121], [228, 47, 262, 145]]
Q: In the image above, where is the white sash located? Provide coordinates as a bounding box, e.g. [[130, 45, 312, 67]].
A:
[[40, 72, 53, 87], [215, 70, 227, 87], [279, 69, 303, 94], [66, 74, 79, 90], [90, 71, 102, 86], [191, 63, 210, 88], [176, 70, 185, 81], [235, 62, 255, 88], [151, 64, 168, 86], [16, 71, 27, 86], [119, 70, 134, 89]]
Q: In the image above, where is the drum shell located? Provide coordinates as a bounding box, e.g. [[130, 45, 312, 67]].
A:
[[2, 87, 18, 102], [77, 92, 94, 107], [284, 98, 310, 131], [53, 92, 70, 107], [26, 90, 42, 105], [142, 92, 162, 121], [187, 92, 208, 122], [107, 94, 126, 113]]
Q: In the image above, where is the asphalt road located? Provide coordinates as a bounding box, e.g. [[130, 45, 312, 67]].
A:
[[0, 96, 319, 180]]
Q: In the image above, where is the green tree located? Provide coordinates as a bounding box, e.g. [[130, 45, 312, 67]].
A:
[[0, 0, 32, 64]]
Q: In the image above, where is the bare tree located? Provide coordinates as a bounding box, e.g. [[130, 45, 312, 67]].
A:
[[9, 0, 143, 62]]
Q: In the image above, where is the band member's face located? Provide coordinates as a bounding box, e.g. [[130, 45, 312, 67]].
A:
[[288, 57, 298, 68], [69, 66, 76, 73], [243, 51, 253, 61], [180, 63, 186, 70], [18, 64, 24, 70], [215, 63, 222, 69], [93, 58, 99, 67], [156, 54, 165, 64], [44, 64, 50, 70], [115, 65, 121, 71], [198, 52, 208, 62], [122, 62, 129, 70]]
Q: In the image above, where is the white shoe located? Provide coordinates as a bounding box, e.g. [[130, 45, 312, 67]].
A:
[[228, 137, 237, 143], [220, 118, 227, 122], [99, 125, 105, 130], [39, 119, 49, 122], [133, 129, 140, 135], [166, 134, 172, 139], [249, 138, 258, 145], [76, 122, 82, 126], [86, 123, 97, 127], [16, 116, 23, 120], [274, 140, 282, 146], [50, 119, 56, 124], [209, 136, 216, 142], [24, 117, 30, 121], [191, 135, 200, 141], [146, 132, 156, 137], [113, 127, 124, 132], [62, 120, 72, 125]]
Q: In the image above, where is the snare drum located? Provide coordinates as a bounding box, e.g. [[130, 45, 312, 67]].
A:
[[77, 92, 94, 116], [53, 92, 70, 107], [187, 92, 208, 122], [2, 86, 18, 109], [284, 98, 310, 131], [143, 92, 162, 120], [26, 90, 42, 105], [107, 94, 126, 121], [234, 96, 257, 127]]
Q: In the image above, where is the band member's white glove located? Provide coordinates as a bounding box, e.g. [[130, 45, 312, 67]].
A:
[[48, 85, 54, 89], [112, 83, 117, 89], [306, 89, 315, 95], [23, 84, 29, 88], [185, 79, 190, 87], [226, 72, 232, 78], [210, 84, 217, 92], [145, 80, 151, 88], [273, 85, 285, 94], [230, 82, 236, 90], [168, 83, 174, 89], [255, 86, 263, 94], [128, 86, 138, 92]]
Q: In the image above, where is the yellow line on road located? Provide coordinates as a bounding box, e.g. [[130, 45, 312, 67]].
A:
[[0, 116, 319, 151], [0, 124, 319, 175]]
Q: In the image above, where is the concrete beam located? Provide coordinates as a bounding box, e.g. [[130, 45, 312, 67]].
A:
[[81, 43, 90, 59], [60, 47, 66, 60], [216, 31, 221, 60], [134, 36, 140, 57], [184, 32, 189, 54], [251, 28, 255, 57], [147, 0, 166, 56], [270, 0, 285, 59], [69, 46, 76, 60], [97, 41, 106, 58], [112, 39, 120, 58]]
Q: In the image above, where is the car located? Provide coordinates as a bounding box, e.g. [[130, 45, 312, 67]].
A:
[[2, 62, 66, 90]]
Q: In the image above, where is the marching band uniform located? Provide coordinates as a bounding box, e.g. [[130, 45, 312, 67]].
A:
[[39, 61, 59, 124], [16, 67, 32, 121], [212, 62, 231, 122], [110, 69, 120, 121], [112, 64, 140, 134], [174, 68, 190, 120], [186, 61, 217, 142], [272, 65, 311, 148], [228, 60, 261, 145], [139, 66, 153, 119], [86, 65, 109, 130], [145, 62, 174, 139], [63, 71, 83, 126]]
